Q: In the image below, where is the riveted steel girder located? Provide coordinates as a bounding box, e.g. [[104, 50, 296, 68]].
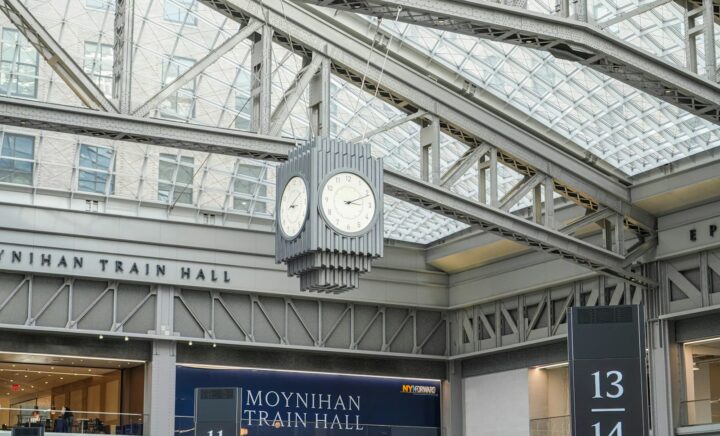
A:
[[0, 97, 296, 161], [384, 169, 654, 286], [198, 0, 656, 236], [295, 0, 720, 125]]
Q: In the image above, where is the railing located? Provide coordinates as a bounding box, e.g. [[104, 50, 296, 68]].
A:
[[530, 415, 571, 436], [679, 399, 720, 426], [175, 416, 441, 435], [0, 408, 145, 435]]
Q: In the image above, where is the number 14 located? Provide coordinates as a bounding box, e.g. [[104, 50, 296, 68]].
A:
[[207, 431, 223, 436]]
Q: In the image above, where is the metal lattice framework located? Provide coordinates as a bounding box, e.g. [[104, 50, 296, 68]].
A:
[[299, 0, 720, 175], [1, 248, 717, 358], [0, 0, 667, 284], [0, 272, 448, 358], [298, 0, 720, 121]]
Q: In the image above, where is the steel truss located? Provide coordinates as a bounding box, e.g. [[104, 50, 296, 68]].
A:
[[0, 0, 658, 283], [294, 0, 720, 125], [196, 0, 656, 283], [0, 272, 447, 358], [1, 249, 716, 358]]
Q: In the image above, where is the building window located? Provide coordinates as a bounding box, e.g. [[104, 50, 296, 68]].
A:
[[233, 162, 271, 215], [78, 144, 114, 194], [0, 28, 39, 98], [164, 0, 198, 26], [83, 42, 114, 98], [0, 133, 34, 185], [529, 365, 570, 435], [86, 0, 114, 9], [159, 56, 196, 119], [234, 68, 252, 130], [681, 338, 720, 426], [158, 153, 194, 204]]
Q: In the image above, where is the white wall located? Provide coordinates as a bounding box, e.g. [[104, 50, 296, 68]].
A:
[[463, 368, 530, 436]]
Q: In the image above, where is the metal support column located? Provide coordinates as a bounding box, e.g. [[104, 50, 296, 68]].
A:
[[442, 360, 464, 436], [686, 7, 703, 74], [544, 177, 555, 228], [144, 340, 177, 436], [421, 116, 441, 184], [648, 319, 677, 433], [250, 26, 273, 134], [556, 0, 569, 17], [113, 0, 134, 114], [308, 55, 332, 137], [575, 0, 588, 22], [144, 284, 176, 436], [703, 0, 717, 81]]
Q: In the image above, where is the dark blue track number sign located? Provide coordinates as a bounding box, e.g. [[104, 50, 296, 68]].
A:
[[568, 305, 649, 436]]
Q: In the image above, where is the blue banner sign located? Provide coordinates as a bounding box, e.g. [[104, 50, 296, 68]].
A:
[[176, 365, 441, 435]]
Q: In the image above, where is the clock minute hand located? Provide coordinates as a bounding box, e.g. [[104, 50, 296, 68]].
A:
[[289, 192, 302, 209], [344, 194, 370, 205]]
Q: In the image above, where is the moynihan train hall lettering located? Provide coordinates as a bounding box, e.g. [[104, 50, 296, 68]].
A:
[[243, 390, 364, 430], [0, 247, 231, 283]]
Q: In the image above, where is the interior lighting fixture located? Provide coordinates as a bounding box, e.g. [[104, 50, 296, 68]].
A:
[[535, 362, 569, 370], [685, 337, 720, 346]]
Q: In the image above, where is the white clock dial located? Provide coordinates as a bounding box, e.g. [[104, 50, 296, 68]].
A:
[[279, 176, 308, 239], [320, 172, 377, 235]]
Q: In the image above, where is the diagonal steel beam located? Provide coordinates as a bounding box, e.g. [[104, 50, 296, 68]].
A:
[[133, 19, 263, 117], [295, 0, 720, 125], [0, 96, 295, 161], [440, 143, 490, 188], [383, 169, 655, 287], [560, 207, 615, 235], [198, 0, 656, 234], [269, 52, 325, 136], [0, 0, 118, 112], [350, 110, 428, 143], [499, 173, 544, 211], [599, 0, 672, 28]]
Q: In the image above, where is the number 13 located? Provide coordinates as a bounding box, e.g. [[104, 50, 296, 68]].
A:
[[592, 370, 624, 399]]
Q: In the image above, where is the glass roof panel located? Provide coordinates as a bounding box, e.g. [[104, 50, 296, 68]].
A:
[[12, 0, 720, 244], [380, 16, 720, 175]]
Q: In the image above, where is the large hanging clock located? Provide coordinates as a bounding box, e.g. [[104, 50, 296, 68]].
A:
[[275, 137, 384, 293], [278, 176, 308, 239], [319, 171, 377, 236]]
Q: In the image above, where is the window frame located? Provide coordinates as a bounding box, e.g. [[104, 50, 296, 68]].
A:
[[83, 41, 114, 98], [159, 56, 197, 120], [0, 28, 39, 99], [163, 0, 199, 26], [232, 161, 272, 216], [158, 153, 194, 205], [85, 0, 115, 10], [0, 132, 35, 186], [77, 143, 115, 195]]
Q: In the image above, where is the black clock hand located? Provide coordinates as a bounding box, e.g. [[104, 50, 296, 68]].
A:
[[344, 194, 370, 205], [289, 192, 302, 209]]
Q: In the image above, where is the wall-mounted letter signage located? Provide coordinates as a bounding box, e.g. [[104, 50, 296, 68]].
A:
[[568, 305, 649, 436]]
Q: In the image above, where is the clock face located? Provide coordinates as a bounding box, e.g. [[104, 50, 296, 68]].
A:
[[279, 176, 308, 239], [320, 172, 377, 235]]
